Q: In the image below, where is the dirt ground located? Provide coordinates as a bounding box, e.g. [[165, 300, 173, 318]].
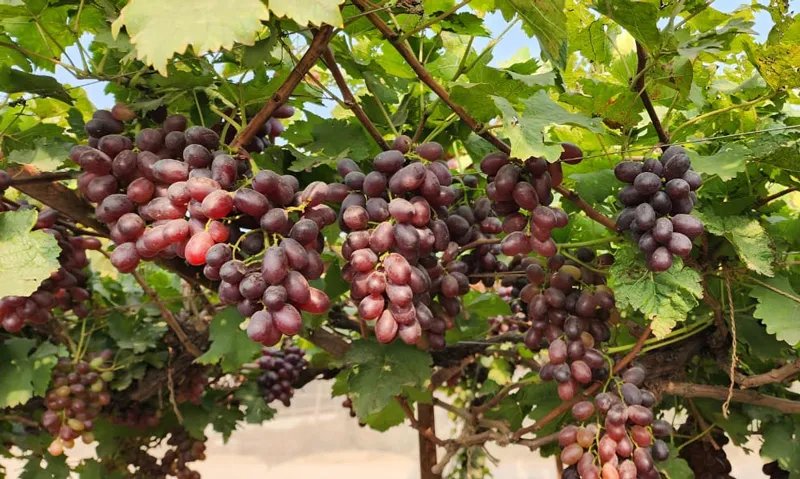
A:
[[1, 380, 766, 478]]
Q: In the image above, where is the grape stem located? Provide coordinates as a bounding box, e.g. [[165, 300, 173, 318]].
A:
[[557, 236, 618, 249], [634, 42, 670, 144], [605, 318, 713, 354]]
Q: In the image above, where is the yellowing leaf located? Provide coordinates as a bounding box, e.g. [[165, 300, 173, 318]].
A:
[[0, 210, 61, 298], [111, 0, 270, 75], [269, 0, 345, 27]]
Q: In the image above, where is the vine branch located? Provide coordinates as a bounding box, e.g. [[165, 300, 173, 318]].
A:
[[230, 26, 335, 153], [656, 381, 800, 414], [738, 358, 800, 388], [634, 42, 670, 144]]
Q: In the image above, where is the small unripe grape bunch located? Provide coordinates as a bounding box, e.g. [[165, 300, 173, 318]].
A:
[[558, 366, 671, 479], [43, 350, 114, 456], [337, 140, 459, 350], [479, 150, 570, 258], [614, 146, 704, 272], [256, 342, 308, 407], [516, 250, 616, 401], [0, 205, 99, 333]]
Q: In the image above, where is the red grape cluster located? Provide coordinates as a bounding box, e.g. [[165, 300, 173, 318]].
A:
[[109, 403, 161, 430], [479, 152, 569, 258], [43, 351, 114, 456], [0, 205, 100, 332], [614, 147, 704, 271], [678, 420, 733, 479], [256, 342, 307, 407], [338, 141, 461, 349], [72, 107, 334, 345], [511, 251, 615, 400], [559, 366, 671, 479]]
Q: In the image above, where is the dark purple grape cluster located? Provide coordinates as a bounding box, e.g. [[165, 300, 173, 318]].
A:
[[72, 106, 334, 346], [479, 151, 570, 258], [511, 251, 615, 400], [0, 205, 100, 332], [338, 141, 461, 349], [763, 461, 789, 479], [256, 342, 308, 406], [109, 403, 162, 430], [43, 351, 114, 456], [614, 146, 704, 271], [678, 420, 733, 479], [559, 366, 671, 479]]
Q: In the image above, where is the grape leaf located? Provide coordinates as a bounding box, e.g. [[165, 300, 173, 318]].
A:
[[696, 210, 775, 276], [517, 380, 562, 434], [0, 339, 65, 408], [0, 67, 73, 104], [0, 210, 61, 298], [608, 244, 703, 338], [196, 307, 261, 372], [497, 0, 568, 69], [568, 169, 617, 205], [749, 275, 800, 346], [234, 382, 276, 424], [591, 0, 661, 51], [686, 144, 748, 181], [344, 340, 431, 418], [269, 0, 345, 27], [77, 460, 125, 479], [657, 451, 694, 479], [20, 455, 70, 479], [106, 311, 167, 354], [6, 138, 71, 172], [492, 91, 602, 161], [111, 0, 270, 75], [761, 420, 800, 474], [362, 399, 406, 432]]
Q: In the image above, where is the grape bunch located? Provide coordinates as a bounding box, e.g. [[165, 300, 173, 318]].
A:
[[559, 366, 671, 479], [129, 429, 207, 479], [71, 106, 334, 345], [337, 141, 461, 349], [43, 351, 114, 456], [479, 152, 570, 258], [614, 147, 704, 271], [109, 403, 162, 430], [512, 250, 615, 400], [174, 366, 208, 405], [256, 342, 308, 407], [763, 461, 789, 479], [677, 420, 733, 479], [0, 204, 100, 332]]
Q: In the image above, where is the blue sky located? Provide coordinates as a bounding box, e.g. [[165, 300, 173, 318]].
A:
[[53, 0, 797, 110]]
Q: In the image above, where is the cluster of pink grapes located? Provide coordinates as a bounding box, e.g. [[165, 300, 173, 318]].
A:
[[0, 203, 100, 332], [71, 106, 334, 346], [614, 146, 704, 271], [559, 366, 671, 479]]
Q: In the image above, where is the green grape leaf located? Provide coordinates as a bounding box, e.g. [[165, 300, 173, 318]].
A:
[[77, 460, 126, 479], [362, 399, 406, 432], [591, 0, 661, 51], [0, 210, 61, 298], [0, 339, 65, 408], [106, 311, 167, 353], [687, 144, 748, 181], [196, 307, 261, 372], [761, 420, 800, 474], [497, 0, 568, 69], [6, 138, 72, 172], [111, 0, 270, 75], [568, 169, 617, 205], [749, 275, 800, 346], [492, 91, 602, 161], [344, 341, 431, 418], [696, 210, 774, 276], [609, 244, 703, 338], [517, 380, 562, 434], [657, 451, 694, 479], [269, 0, 346, 27], [20, 455, 70, 479], [0, 67, 73, 104], [234, 382, 276, 424]]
